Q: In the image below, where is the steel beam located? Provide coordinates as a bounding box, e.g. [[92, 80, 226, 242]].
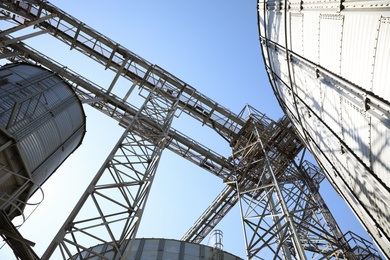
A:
[[0, 211, 39, 260], [0, 0, 245, 141], [0, 40, 235, 181], [182, 185, 238, 244]]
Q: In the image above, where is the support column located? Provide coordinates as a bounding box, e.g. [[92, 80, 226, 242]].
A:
[[233, 107, 353, 259], [42, 66, 181, 260]]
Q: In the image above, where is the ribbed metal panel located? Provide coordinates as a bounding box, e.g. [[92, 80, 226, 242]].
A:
[[341, 14, 377, 91], [290, 13, 303, 56], [340, 97, 371, 167], [342, 154, 387, 238], [375, 193, 390, 242], [74, 238, 243, 260], [290, 63, 305, 98], [321, 82, 343, 137], [258, 1, 390, 257], [371, 116, 390, 185], [373, 17, 390, 101], [319, 14, 344, 74], [0, 63, 86, 215], [31, 126, 85, 191], [274, 50, 290, 85], [303, 13, 320, 64], [269, 12, 285, 47], [1, 65, 85, 175]]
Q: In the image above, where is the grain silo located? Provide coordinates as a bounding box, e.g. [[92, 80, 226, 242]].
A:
[[0, 63, 86, 221], [73, 238, 243, 260], [257, 0, 390, 258]]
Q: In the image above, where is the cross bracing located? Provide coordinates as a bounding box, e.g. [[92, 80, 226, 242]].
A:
[[0, 1, 382, 259], [41, 67, 183, 259]]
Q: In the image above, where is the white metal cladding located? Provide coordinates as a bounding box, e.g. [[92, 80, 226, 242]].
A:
[[302, 13, 320, 64], [319, 14, 344, 74], [270, 49, 290, 83], [373, 17, 390, 100], [341, 14, 378, 91], [258, 1, 390, 257], [290, 13, 303, 56], [73, 238, 243, 260], [290, 65, 304, 96], [321, 82, 342, 138], [371, 116, 390, 185], [270, 12, 285, 47], [0, 63, 86, 193], [312, 126, 387, 244], [340, 97, 371, 167], [308, 75, 322, 116]]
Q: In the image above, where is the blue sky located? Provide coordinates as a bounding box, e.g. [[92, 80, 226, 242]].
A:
[[0, 1, 381, 258]]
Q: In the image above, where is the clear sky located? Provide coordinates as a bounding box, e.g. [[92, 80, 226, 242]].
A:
[[0, 1, 382, 259]]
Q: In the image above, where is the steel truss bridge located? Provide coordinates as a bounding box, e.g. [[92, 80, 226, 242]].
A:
[[0, 1, 382, 259]]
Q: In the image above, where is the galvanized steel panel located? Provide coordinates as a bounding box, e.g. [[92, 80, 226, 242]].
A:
[[74, 238, 243, 260], [319, 132, 388, 247], [55, 110, 74, 142], [31, 124, 85, 191], [316, 121, 333, 158], [323, 133, 346, 181], [67, 102, 87, 129], [258, 3, 267, 37], [341, 97, 371, 167], [302, 108, 324, 149], [344, 155, 390, 238], [341, 14, 378, 91], [290, 13, 303, 56], [303, 13, 320, 64], [269, 49, 290, 85], [267, 11, 278, 42], [306, 74, 322, 116], [0, 63, 86, 195], [321, 82, 342, 137], [370, 116, 390, 185], [319, 14, 344, 74], [269, 12, 285, 47], [290, 63, 307, 100], [279, 83, 294, 111], [375, 193, 390, 241], [17, 133, 43, 172], [372, 17, 390, 101], [342, 156, 380, 234]]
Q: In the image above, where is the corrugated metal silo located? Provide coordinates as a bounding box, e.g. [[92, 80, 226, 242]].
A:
[[73, 238, 243, 260], [257, 0, 390, 258], [0, 63, 86, 219]]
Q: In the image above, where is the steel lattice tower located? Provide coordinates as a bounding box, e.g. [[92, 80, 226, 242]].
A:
[[0, 1, 383, 259]]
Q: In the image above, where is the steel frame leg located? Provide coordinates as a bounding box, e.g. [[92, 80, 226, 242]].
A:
[[42, 75, 180, 259], [234, 118, 352, 259]]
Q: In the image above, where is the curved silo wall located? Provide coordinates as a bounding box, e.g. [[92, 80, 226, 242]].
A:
[[0, 63, 86, 216], [73, 238, 243, 260], [257, 1, 390, 258]]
